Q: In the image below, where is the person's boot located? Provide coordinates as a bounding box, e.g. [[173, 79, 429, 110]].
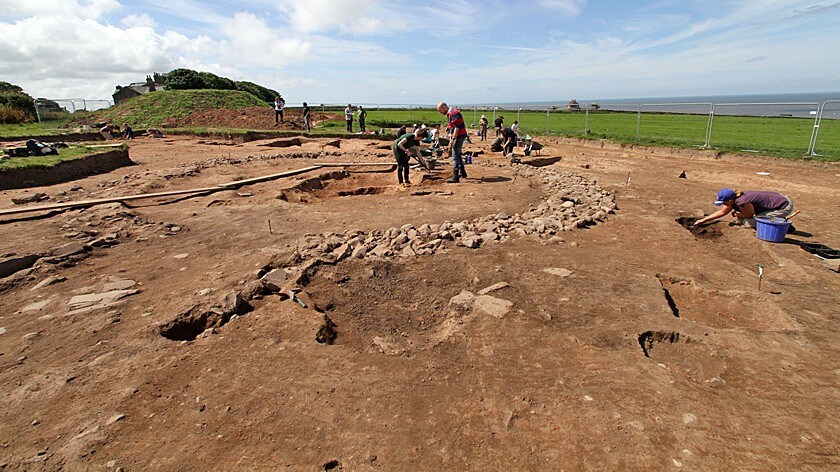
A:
[[459, 167, 467, 178], [446, 170, 460, 183]]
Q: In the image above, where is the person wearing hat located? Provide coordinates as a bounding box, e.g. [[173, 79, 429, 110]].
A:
[[694, 188, 794, 228], [479, 115, 489, 141]]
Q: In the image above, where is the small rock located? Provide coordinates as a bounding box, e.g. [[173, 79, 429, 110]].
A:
[[543, 267, 573, 278], [473, 295, 513, 318], [30, 276, 66, 291], [106, 413, 126, 425], [477, 282, 510, 295], [315, 315, 337, 345], [173, 253, 189, 259]]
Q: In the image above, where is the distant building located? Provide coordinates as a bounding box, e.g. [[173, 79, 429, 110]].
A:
[[566, 99, 581, 111], [112, 73, 167, 105]]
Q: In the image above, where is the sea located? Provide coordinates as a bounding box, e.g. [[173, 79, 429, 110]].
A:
[[468, 92, 840, 118]]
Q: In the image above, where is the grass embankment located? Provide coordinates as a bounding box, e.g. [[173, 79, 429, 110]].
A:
[[0, 144, 123, 170], [91, 89, 267, 128]]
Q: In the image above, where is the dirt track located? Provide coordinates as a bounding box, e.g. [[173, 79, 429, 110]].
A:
[[1, 133, 839, 470]]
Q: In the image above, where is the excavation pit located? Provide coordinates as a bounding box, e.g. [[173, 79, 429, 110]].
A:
[[676, 216, 722, 239]]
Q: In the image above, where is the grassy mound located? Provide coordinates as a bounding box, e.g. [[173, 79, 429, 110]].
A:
[[85, 89, 269, 128]]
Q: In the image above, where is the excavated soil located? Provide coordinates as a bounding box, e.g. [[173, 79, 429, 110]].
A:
[[1, 132, 839, 470]]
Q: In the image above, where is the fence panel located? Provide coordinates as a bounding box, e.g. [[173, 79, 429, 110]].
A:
[[811, 100, 840, 159], [709, 103, 819, 157]]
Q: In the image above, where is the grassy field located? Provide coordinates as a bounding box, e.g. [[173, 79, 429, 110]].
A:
[[344, 108, 837, 161], [1, 96, 837, 161], [0, 144, 122, 170]]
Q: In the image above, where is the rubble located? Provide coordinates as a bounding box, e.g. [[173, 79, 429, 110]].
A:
[[278, 163, 616, 269]]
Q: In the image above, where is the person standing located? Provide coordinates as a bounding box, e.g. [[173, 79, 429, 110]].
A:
[[344, 104, 354, 132], [302, 102, 311, 131], [479, 115, 488, 141], [358, 105, 367, 133], [437, 101, 468, 183], [511, 120, 520, 136], [494, 115, 504, 137], [393, 128, 428, 187], [274, 95, 285, 124]]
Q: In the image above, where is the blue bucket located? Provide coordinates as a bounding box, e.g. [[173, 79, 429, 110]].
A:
[[755, 217, 790, 242]]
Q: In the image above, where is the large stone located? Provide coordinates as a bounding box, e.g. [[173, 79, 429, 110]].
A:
[[260, 269, 288, 292], [68, 289, 140, 309], [448, 290, 475, 314], [103, 277, 136, 291], [52, 242, 87, 259], [18, 299, 51, 313], [222, 291, 250, 315], [30, 276, 66, 291], [12, 193, 49, 204], [331, 243, 352, 261], [473, 295, 513, 319]]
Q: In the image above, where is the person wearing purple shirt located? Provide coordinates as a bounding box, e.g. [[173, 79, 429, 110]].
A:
[[694, 188, 794, 229]]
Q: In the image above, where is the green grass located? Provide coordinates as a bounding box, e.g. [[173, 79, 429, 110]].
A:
[[2, 101, 837, 161], [85, 89, 268, 128], [329, 108, 838, 161], [0, 116, 75, 138], [0, 144, 123, 170]]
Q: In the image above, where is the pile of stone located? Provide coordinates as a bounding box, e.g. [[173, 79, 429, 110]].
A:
[[188, 151, 344, 172], [286, 162, 616, 265]]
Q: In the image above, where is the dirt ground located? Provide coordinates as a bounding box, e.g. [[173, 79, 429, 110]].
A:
[[1, 131, 839, 471]]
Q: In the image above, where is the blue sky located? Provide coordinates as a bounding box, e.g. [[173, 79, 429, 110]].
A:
[[1, 0, 839, 105]]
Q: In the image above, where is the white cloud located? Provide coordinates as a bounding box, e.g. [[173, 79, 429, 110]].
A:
[[0, 0, 121, 19], [279, 0, 381, 33], [218, 12, 311, 66], [537, 0, 586, 17], [120, 13, 157, 28]]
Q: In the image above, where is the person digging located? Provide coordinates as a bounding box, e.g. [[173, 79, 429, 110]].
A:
[[693, 187, 796, 232], [393, 128, 429, 187]]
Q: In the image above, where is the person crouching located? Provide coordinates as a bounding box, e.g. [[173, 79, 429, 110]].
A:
[[393, 128, 428, 187], [694, 188, 795, 229]]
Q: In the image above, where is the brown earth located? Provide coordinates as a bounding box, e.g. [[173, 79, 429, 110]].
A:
[[1, 132, 839, 471], [179, 107, 339, 131]]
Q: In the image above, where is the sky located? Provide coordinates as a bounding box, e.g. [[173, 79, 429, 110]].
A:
[[1, 0, 839, 106]]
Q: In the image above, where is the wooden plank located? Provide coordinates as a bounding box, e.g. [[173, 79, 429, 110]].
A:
[[221, 165, 323, 188], [0, 162, 394, 218]]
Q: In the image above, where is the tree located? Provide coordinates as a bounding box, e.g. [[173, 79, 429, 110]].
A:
[[234, 81, 279, 103], [198, 72, 236, 90], [0, 81, 35, 118], [0, 81, 25, 94], [164, 68, 204, 90]]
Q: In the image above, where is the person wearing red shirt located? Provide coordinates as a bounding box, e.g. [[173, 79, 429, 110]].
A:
[[437, 101, 468, 183]]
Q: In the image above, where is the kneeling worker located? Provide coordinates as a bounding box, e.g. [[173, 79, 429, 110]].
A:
[[393, 127, 429, 187], [694, 188, 795, 229]]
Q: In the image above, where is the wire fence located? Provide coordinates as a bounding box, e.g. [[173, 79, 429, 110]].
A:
[[33, 98, 112, 131], [24, 97, 839, 159]]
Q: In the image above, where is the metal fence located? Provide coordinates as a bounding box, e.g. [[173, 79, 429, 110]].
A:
[[24, 97, 838, 158], [33, 98, 112, 130]]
